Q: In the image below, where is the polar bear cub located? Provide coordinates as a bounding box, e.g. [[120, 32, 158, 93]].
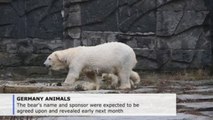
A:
[[44, 42, 139, 90], [102, 71, 140, 89]]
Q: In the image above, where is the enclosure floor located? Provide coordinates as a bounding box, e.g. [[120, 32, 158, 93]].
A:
[[0, 79, 212, 120]]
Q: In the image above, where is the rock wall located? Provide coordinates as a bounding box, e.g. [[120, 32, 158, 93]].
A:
[[0, 0, 212, 79], [64, 0, 212, 70], [0, 0, 63, 78]]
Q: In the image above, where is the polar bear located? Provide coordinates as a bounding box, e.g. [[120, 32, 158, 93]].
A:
[[102, 71, 140, 89], [44, 42, 139, 90]]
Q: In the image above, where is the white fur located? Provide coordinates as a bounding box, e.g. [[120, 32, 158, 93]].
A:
[[44, 42, 138, 89], [130, 71, 141, 85], [102, 73, 119, 89], [101, 71, 141, 89]]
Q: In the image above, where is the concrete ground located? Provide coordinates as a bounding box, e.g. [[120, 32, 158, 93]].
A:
[[0, 79, 212, 120]]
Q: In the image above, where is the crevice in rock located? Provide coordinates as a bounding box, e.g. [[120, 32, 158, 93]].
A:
[[25, 6, 48, 15], [0, 23, 12, 27], [119, 0, 180, 32], [171, 60, 191, 64], [173, 4, 186, 35], [139, 56, 158, 63], [157, 25, 204, 38], [81, 3, 119, 26]]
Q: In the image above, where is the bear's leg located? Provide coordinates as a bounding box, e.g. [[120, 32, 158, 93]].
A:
[[85, 71, 100, 90], [130, 71, 141, 85], [63, 67, 81, 86], [109, 74, 119, 89], [118, 70, 131, 90], [95, 76, 101, 90]]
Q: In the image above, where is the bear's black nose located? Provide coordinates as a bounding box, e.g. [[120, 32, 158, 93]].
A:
[[44, 63, 51, 68], [47, 65, 51, 68]]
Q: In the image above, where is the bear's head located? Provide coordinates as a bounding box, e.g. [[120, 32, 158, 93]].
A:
[[44, 51, 67, 71]]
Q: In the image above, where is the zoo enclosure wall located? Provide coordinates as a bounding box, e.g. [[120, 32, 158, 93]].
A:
[[0, 0, 213, 79]]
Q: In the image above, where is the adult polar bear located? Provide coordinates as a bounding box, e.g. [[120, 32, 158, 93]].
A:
[[44, 42, 139, 89]]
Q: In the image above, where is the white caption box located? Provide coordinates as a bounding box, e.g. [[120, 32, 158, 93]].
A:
[[0, 94, 176, 116]]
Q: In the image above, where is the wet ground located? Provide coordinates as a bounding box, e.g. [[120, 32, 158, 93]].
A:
[[0, 79, 212, 120]]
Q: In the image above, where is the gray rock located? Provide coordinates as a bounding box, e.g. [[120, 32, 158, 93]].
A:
[[67, 28, 81, 39], [178, 94, 213, 101], [117, 35, 157, 49], [64, 0, 89, 5], [32, 39, 64, 53], [11, 0, 25, 16], [186, 86, 213, 93], [81, 31, 118, 46], [136, 57, 159, 70], [178, 102, 213, 109], [157, 28, 203, 50], [35, 113, 212, 120], [157, 0, 185, 11], [0, 4, 26, 38], [163, 50, 212, 69], [156, 0, 173, 7], [196, 30, 211, 49], [63, 39, 75, 49], [185, 0, 208, 11], [81, 0, 118, 31], [157, 0, 208, 36], [105, 32, 117, 42], [17, 40, 34, 54], [0, 0, 63, 39], [64, 4, 81, 23], [0, 0, 10, 3], [158, 0, 207, 11], [7, 66, 49, 78], [0, 4, 17, 25], [190, 50, 212, 68], [201, 111, 213, 117], [73, 39, 81, 47], [134, 49, 173, 70], [135, 36, 156, 49], [174, 11, 209, 34], [24, 54, 49, 66], [157, 11, 208, 36], [129, 12, 156, 33], [0, 42, 6, 52], [64, 8, 81, 27], [131, 87, 157, 93], [126, 39, 137, 48], [26, 0, 63, 39], [171, 50, 195, 63], [0, 53, 22, 67], [25, 0, 49, 13], [163, 61, 190, 70], [116, 34, 132, 43], [156, 11, 183, 36], [156, 50, 171, 66], [6, 43, 17, 54], [118, 0, 156, 32], [134, 49, 157, 60]]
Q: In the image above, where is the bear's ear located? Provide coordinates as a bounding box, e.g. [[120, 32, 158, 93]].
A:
[[55, 52, 67, 64]]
